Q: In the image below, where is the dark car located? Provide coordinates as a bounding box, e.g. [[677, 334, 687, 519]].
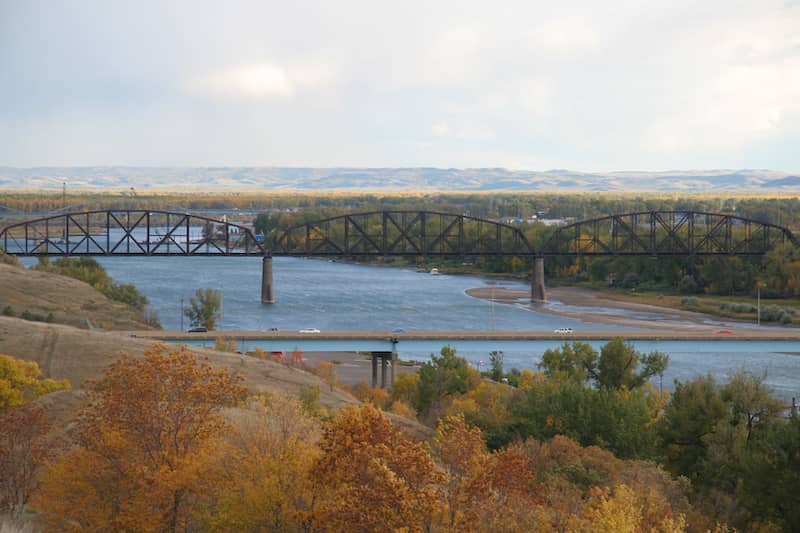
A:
[[188, 326, 207, 333]]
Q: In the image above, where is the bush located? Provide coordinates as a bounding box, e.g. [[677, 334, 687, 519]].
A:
[[143, 306, 161, 328], [758, 305, 797, 324], [2, 306, 15, 317], [679, 274, 698, 294], [32, 257, 148, 309], [621, 272, 639, 288], [19, 310, 50, 322]]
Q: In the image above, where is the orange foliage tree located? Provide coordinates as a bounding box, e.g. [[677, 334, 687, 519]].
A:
[[0, 404, 54, 514], [33, 343, 245, 532], [433, 414, 541, 530], [311, 404, 443, 532]]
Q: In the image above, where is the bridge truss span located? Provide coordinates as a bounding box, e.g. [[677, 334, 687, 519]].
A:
[[541, 211, 797, 257], [0, 210, 265, 256], [272, 210, 535, 257]]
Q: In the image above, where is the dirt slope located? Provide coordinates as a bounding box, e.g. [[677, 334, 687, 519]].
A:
[[0, 316, 358, 409], [0, 262, 152, 330]]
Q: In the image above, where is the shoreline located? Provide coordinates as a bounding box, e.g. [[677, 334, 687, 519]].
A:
[[464, 286, 769, 332]]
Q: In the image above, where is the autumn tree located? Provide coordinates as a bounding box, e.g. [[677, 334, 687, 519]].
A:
[[0, 354, 69, 412], [196, 393, 320, 532], [34, 343, 245, 532], [316, 361, 337, 392], [0, 405, 54, 515], [434, 414, 541, 530], [183, 288, 222, 330], [0, 355, 68, 515], [311, 404, 443, 532]]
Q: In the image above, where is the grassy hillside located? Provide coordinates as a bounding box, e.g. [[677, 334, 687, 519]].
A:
[[0, 263, 153, 330], [0, 316, 357, 408]]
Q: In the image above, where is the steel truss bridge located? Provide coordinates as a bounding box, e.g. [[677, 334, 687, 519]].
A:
[[1, 209, 794, 258], [1, 209, 795, 303]]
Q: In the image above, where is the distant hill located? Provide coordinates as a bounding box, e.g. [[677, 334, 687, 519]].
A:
[[1, 166, 799, 192]]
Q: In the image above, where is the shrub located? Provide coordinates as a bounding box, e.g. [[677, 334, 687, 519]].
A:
[[679, 274, 698, 294], [2, 306, 15, 317], [142, 306, 161, 328]]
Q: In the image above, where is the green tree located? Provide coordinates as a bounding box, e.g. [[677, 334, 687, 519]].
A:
[[539, 339, 668, 390], [417, 346, 474, 415], [488, 350, 504, 381], [762, 242, 800, 297], [721, 370, 783, 444], [539, 341, 597, 383], [511, 379, 659, 459], [658, 374, 727, 481], [739, 414, 800, 531], [183, 288, 221, 330], [596, 338, 668, 390]]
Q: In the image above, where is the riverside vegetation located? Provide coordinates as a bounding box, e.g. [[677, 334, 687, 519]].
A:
[[2, 338, 798, 531]]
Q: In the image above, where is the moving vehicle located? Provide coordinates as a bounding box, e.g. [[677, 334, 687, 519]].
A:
[[188, 326, 207, 333], [553, 327, 573, 333], [298, 328, 321, 333]]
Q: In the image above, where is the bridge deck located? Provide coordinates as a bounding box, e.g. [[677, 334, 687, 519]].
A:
[[129, 329, 800, 342]]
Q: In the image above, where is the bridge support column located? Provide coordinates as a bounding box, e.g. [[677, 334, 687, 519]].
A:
[[531, 256, 546, 302], [370, 352, 395, 389], [261, 256, 275, 304], [390, 339, 398, 388]]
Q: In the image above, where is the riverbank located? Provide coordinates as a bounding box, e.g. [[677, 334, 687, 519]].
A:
[[465, 286, 773, 331]]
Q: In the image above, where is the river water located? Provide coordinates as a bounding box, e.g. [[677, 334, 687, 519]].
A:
[[18, 256, 800, 400]]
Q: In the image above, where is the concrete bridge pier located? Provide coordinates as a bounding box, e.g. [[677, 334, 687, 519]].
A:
[[261, 256, 275, 304], [370, 351, 396, 389], [531, 256, 546, 302]]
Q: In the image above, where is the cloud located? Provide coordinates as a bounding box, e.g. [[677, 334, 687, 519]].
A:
[[430, 120, 494, 141], [188, 63, 293, 99], [187, 60, 337, 101], [1, 0, 799, 170]]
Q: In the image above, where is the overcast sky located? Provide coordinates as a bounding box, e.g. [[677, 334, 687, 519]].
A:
[[0, 0, 798, 171]]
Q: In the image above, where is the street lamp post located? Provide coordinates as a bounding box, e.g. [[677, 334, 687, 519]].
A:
[[180, 297, 184, 331]]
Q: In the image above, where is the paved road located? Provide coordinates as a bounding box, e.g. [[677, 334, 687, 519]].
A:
[[129, 329, 800, 342]]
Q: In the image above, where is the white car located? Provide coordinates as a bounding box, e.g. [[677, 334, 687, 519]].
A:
[[553, 327, 574, 333], [298, 328, 321, 333]]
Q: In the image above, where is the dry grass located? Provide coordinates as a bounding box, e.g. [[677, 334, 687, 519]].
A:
[[0, 515, 38, 533], [0, 263, 151, 330], [0, 316, 360, 411]]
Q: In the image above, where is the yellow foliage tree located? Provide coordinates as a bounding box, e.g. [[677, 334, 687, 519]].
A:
[[196, 393, 320, 532], [0, 354, 69, 412]]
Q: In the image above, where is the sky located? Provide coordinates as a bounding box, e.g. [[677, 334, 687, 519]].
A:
[[0, 0, 798, 172]]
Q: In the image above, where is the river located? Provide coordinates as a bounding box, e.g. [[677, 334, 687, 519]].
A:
[[18, 256, 800, 400]]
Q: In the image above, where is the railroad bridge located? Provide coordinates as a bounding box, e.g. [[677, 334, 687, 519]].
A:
[[1, 209, 795, 304]]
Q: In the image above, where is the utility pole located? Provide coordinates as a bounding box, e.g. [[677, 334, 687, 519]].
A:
[[180, 297, 184, 331], [757, 282, 762, 326]]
